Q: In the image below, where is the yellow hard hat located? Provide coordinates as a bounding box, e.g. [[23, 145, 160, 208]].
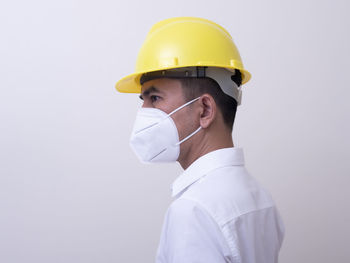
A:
[[115, 17, 251, 93]]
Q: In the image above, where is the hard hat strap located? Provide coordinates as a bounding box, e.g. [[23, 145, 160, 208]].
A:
[[140, 67, 208, 85], [196, 66, 206, 77]]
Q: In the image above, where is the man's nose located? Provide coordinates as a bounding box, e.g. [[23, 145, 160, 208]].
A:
[[141, 100, 151, 108]]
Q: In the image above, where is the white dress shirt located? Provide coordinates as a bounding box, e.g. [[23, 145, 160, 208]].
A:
[[155, 147, 285, 263]]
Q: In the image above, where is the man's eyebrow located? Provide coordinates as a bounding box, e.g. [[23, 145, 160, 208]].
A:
[[139, 86, 161, 100]]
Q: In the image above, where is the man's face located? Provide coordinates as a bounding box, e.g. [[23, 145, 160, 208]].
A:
[[140, 78, 185, 113], [140, 78, 199, 153]]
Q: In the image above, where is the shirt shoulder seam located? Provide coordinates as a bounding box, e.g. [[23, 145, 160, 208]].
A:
[[221, 205, 277, 227]]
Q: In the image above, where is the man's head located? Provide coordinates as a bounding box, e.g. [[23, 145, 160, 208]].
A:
[[139, 71, 241, 168], [117, 17, 250, 167]]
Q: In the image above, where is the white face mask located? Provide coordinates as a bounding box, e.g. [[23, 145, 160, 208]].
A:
[[129, 97, 201, 163]]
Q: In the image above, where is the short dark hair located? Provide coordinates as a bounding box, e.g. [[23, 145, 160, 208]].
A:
[[179, 71, 241, 131]]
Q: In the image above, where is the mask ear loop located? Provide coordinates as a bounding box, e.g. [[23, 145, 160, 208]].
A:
[[175, 126, 202, 146], [165, 96, 202, 146], [167, 97, 201, 117], [170, 96, 202, 146]]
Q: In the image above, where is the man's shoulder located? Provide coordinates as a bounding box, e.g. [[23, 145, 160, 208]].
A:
[[178, 166, 276, 225]]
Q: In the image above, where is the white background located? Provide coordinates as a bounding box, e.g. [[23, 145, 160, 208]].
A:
[[1, 0, 349, 262]]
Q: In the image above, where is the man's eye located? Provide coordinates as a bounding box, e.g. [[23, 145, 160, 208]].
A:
[[150, 95, 160, 102]]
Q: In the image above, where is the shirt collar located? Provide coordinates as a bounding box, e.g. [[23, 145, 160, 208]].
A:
[[171, 147, 245, 198]]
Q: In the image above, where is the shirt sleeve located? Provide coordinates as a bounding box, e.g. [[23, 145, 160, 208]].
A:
[[155, 198, 231, 263]]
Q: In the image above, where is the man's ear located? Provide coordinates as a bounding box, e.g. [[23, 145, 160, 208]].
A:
[[198, 94, 217, 129]]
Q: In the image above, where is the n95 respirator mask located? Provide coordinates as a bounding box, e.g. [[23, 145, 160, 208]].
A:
[[129, 97, 201, 163]]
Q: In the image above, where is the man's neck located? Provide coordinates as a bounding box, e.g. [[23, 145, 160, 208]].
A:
[[178, 131, 234, 170]]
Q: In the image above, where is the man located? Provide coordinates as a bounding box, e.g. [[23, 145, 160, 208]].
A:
[[115, 17, 284, 263]]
